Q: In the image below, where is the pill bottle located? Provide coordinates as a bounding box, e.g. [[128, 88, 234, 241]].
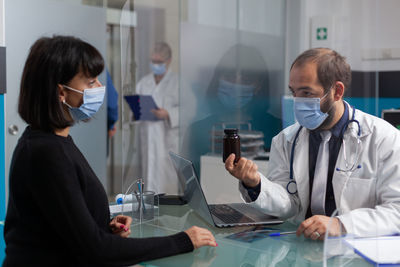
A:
[[223, 128, 240, 163]]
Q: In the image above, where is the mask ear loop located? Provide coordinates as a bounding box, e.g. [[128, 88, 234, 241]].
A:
[[62, 99, 73, 109], [63, 85, 84, 94]]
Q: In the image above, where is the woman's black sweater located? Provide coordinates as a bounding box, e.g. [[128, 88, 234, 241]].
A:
[[3, 127, 193, 266]]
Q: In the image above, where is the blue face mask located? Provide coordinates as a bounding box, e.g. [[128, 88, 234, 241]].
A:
[[217, 79, 255, 109], [63, 85, 106, 121], [293, 93, 330, 130], [150, 63, 167, 76]]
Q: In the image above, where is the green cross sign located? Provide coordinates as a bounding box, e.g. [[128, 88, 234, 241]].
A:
[[316, 27, 328, 40]]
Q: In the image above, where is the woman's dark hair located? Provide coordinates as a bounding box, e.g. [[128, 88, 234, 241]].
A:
[[18, 35, 104, 132]]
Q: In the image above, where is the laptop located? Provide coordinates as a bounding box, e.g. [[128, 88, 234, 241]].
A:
[[382, 109, 400, 130], [169, 152, 283, 228]]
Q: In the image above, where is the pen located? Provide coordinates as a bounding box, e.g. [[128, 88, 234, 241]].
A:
[[269, 231, 297, 237], [251, 229, 275, 234]]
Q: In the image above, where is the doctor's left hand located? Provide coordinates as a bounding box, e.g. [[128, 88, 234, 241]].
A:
[[151, 108, 169, 120], [296, 215, 343, 241], [110, 215, 132, 238]]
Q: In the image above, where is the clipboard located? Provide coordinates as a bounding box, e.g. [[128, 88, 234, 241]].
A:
[[345, 235, 400, 265], [124, 95, 160, 121]]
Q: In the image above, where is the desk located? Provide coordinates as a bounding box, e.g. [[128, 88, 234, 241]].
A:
[[130, 205, 369, 267]]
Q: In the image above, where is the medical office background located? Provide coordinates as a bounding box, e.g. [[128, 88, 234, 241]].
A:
[[1, 0, 400, 262]]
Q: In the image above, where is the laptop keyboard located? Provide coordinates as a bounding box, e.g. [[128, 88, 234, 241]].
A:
[[209, 204, 254, 224]]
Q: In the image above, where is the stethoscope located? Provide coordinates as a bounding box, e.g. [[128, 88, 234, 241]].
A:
[[286, 106, 362, 194]]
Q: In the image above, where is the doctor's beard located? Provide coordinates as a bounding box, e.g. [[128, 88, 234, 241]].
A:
[[316, 93, 337, 130]]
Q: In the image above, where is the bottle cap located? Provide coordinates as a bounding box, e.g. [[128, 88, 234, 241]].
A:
[[224, 128, 238, 135]]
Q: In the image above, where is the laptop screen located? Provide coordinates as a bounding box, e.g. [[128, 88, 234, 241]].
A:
[[169, 152, 215, 226], [382, 110, 400, 130]]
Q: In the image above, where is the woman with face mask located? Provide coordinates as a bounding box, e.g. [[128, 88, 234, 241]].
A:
[[183, 44, 282, 173], [3, 36, 216, 267]]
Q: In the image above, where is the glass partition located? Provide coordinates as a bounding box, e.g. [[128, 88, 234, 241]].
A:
[[116, 0, 286, 199], [118, 0, 182, 197], [180, 0, 286, 174], [111, 2, 400, 249]]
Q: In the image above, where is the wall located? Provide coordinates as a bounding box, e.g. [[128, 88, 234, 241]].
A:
[[189, 0, 285, 36], [286, 0, 400, 73], [283, 0, 400, 120]]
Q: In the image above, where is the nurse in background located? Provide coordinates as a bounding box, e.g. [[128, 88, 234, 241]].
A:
[[132, 42, 180, 195]]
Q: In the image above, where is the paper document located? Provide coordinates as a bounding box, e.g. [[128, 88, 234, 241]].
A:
[[124, 95, 160, 121], [345, 236, 400, 265]]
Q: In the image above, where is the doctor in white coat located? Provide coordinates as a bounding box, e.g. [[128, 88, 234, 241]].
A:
[[226, 48, 400, 240], [133, 42, 180, 195]]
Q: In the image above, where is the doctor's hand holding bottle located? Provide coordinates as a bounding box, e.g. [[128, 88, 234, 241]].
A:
[[225, 153, 260, 188]]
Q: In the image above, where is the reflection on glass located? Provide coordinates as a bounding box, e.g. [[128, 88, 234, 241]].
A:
[[183, 44, 282, 172], [118, 0, 286, 197]]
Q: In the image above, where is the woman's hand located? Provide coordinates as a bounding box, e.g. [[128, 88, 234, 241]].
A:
[[184, 226, 218, 249], [110, 215, 132, 238]]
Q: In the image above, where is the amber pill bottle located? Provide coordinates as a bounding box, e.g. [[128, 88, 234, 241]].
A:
[[223, 128, 241, 163]]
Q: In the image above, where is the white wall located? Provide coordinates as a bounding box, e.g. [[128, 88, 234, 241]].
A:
[[189, 0, 285, 36], [0, 0, 4, 46], [286, 0, 400, 75]]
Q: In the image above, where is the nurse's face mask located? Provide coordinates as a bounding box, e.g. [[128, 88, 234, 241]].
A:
[[62, 85, 106, 121], [217, 79, 255, 109], [150, 62, 167, 76], [150, 53, 169, 76], [293, 91, 334, 130]]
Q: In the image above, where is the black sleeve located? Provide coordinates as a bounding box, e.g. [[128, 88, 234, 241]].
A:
[[28, 142, 193, 266], [242, 181, 261, 201]]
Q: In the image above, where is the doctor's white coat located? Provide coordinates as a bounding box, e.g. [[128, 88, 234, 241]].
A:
[[132, 70, 180, 195], [240, 103, 400, 236]]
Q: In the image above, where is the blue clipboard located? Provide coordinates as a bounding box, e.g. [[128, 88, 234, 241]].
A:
[[124, 95, 160, 121]]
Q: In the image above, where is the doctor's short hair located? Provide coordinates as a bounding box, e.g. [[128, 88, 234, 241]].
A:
[[290, 48, 351, 92], [18, 35, 104, 132], [152, 42, 172, 60]]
